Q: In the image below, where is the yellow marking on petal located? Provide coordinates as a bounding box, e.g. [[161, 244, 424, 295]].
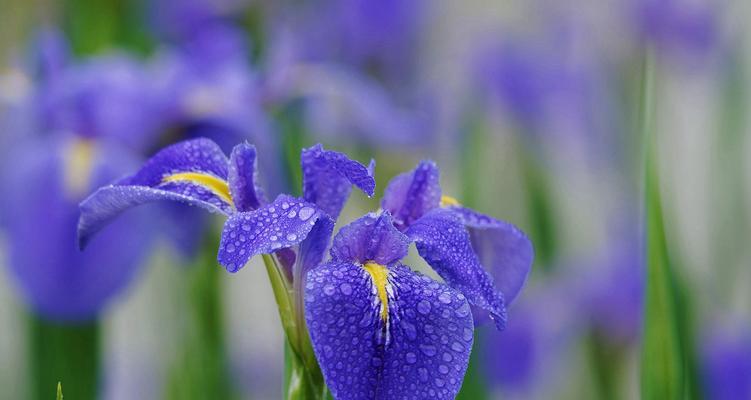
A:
[[440, 195, 461, 207], [64, 138, 95, 198], [162, 172, 234, 206], [363, 262, 390, 321]]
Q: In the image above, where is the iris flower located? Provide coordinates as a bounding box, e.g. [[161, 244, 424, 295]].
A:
[[381, 160, 534, 329], [303, 161, 533, 398], [78, 137, 375, 278]]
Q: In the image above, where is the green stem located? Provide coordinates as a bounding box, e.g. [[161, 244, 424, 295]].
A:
[[639, 47, 685, 400], [262, 254, 328, 400], [28, 315, 100, 400]]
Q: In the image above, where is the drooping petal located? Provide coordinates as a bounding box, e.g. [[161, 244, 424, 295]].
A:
[[448, 206, 534, 306], [301, 143, 375, 219], [228, 142, 266, 212], [305, 262, 474, 400], [330, 211, 410, 266], [217, 195, 325, 272], [407, 208, 508, 330], [78, 184, 225, 249], [381, 160, 441, 230], [77, 138, 234, 248]]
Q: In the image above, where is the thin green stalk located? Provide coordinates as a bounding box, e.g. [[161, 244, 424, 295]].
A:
[[262, 254, 328, 400], [28, 315, 100, 400], [639, 48, 684, 400]]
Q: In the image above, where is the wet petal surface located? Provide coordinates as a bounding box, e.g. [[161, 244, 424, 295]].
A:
[[217, 195, 324, 272], [407, 208, 507, 330], [381, 160, 440, 230], [330, 211, 410, 266], [301, 143, 376, 219], [228, 142, 266, 212], [305, 262, 474, 400], [448, 206, 534, 306]]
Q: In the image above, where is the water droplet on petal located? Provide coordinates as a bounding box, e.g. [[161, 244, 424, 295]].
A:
[[298, 207, 315, 221], [340, 283, 352, 295], [405, 352, 417, 364], [226, 243, 236, 253], [417, 300, 431, 315], [419, 344, 437, 356], [438, 292, 452, 304], [323, 284, 335, 296], [287, 233, 297, 241]]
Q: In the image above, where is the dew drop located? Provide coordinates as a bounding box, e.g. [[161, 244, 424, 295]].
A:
[[298, 207, 315, 221], [287, 210, 297, 218], [340, 283, 352, 295], [287, 233, 298, 241], [438, 292, 452, 304], [451, 341, 465, 352], [323, 284, 335, 296], [419, 344, 437, 357], [405, 352, 417, 364], [417, 300, 431, 315], [226, 243, 236, 253]]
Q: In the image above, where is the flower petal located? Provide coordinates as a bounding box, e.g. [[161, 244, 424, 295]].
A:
[[305, 262, 474, 399], [77, 138, 234, 248], [407, 208, 508, 330], [381, 160, 440, 230], [217, 195, 324, 272], [228, 142, 266, 212], [78, 185, 225, 249], [301, 143, 376, 219], [448, 206, 534, 306], [330, 211, 410, 266]]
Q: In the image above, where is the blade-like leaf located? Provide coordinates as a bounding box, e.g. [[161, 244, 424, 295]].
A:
[[639, 49, 684, 400]]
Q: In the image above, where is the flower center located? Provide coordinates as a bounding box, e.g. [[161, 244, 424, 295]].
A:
[[64, 138, 95, 198], [162, 172, 234, 206], [363, 262, 390, 321], [440, 195, 461, 207]]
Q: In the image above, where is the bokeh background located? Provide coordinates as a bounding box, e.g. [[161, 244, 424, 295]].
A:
[[0, 0, 749, 399]]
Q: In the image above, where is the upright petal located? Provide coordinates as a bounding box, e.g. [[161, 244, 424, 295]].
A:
[[448, 206, 534, 306], [381, 160, 440, 230], [301, 143, 375, 219], [330, 211, 410, 265], [305, 262, 473, 400], [77, 138, 233, 248], [228, 142, 266, 212], [407, 208, 507, 330], [217, 195, 325, 272]]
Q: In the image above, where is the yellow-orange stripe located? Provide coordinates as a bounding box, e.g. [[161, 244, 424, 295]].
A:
[[162, 172, 234, 206], [363, 262, 390, 321], [440, 195, 461, 207]]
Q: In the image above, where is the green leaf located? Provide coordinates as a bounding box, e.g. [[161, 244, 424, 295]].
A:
[[639, 50, 684, 400]]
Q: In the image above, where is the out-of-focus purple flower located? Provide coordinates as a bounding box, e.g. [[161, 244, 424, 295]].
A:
[[633, 0, 718, 56], [261, 0, 433, 149], [701, 327, 751, 400], [271, 0, 425, 86], [471, 21, 621, 162], [1, 135, 154, 321], [579, 220, 644, 344], [38, 54, 164, 153], [481, 280, 579, 393], [381, 160, 534, 329], [78, 138, 375, 276], [305, 211, 474, 399]]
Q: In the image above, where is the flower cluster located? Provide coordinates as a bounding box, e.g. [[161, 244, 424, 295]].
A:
[[78, 137, 532, 398]]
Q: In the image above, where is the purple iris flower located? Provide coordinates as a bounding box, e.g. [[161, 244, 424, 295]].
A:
[[1, 135, 153, 321], [381, 160, 534, 329], [77, 138, 375, 277], [39, 53, 164, 153], [305, 211, 474, 399]]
